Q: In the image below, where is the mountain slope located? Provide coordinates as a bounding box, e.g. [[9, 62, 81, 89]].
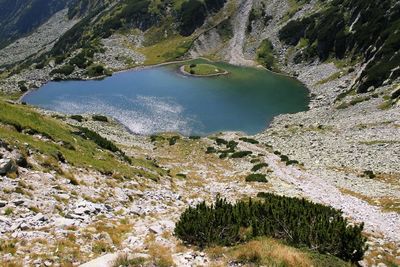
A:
[[0, 0, 73, 48]]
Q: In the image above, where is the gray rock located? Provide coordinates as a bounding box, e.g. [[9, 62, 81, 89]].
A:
[[0, 158, 17, 175], [0, 200, 7, 207], [13, 199, 25, 206], [149, 224, 163, 235]]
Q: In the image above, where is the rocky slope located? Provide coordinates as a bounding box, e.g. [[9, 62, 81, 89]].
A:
[[0, 0, 399, 266]]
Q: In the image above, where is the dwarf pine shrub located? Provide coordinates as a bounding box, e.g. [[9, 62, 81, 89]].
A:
[[175, 194, 367, 263]]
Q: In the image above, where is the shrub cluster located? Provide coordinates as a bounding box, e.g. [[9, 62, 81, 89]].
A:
[[92, 115, 108, 122], [175, 194, 367, 262], [239, 137, 259, 144], [245, 174, 267, 183], [251, 163, 268, 172]]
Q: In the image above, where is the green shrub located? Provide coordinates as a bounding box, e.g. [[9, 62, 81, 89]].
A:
[[175, 195, 367, 263], [215, 138, 228, 146], [363, 170, 375, 179], [70, 115, 84, 122], [168, 136, 180, 146], [50, 64, 74, 76], [239, 137, 259, 144], [92, 115, 108, 122], [251, 163, 268, 172], [176, 173, 187, 178], [206, 146, 217, 154], [86, 64, 110, 77], [231, 151, 252, 158], [189, 136, 201, 140], [245, 174, 268, 183], [256, 39, 277, 71]]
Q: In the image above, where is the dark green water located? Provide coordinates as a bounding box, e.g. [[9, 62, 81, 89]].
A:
[[23, 59, 309, 135]]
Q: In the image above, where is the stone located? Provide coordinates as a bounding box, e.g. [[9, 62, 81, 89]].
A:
[[13, 199, 25, 206], [149, 224, 163, 235], [19, 223, 29, 230], [0, 158, 17, 175], [0, 200, 7, 207], [79, 253, 118, 267], [53, 217, 76, 227]]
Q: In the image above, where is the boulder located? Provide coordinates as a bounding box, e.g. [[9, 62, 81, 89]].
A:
[[80, 253, 118, 267], [0, 200, 7, 207], [13, 199, 25, 206], [0, 158, 17, 175]]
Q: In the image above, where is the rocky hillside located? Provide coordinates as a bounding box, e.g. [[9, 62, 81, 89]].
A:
[[0, 0, 399, 266], [0, 0, 73, 48]]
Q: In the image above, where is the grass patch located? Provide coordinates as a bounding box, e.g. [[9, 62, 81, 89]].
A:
[[137, 35, 193, 65], [0, 101, 160, 180], [183, 63, 227, 76]]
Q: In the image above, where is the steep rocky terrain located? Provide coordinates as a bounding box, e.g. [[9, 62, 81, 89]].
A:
[[0, 0, 399, 266]]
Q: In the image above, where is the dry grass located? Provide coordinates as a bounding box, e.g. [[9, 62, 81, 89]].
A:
[[93, 219, 132, 247], [148, 243, 175, 267], [227, 238, 312, 267]]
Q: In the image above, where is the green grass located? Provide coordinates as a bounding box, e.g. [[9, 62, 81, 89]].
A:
[[0, 101, 163, 180], [137, 35, 193, 65], [183, 63, 227, 76]]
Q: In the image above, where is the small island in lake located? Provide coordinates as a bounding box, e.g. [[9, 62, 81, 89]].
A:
[[181, 63, 228, 77]]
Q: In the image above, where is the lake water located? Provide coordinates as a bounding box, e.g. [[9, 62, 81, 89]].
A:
[[23, 60, 309, 136]]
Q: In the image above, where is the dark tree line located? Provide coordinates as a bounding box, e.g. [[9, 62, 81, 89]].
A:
[[175, 193, 367, 263]]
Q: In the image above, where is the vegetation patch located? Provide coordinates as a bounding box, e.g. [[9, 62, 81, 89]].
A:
[[92, 115, 108, 122], [245, 173, 268, 183], [251, 163, 268, 172], [256, 39, 278, 71], [183, 63, 227, 76], [239, 137, 259, 144], [230, 151, 252, 158], [175, 194, 367, 262]]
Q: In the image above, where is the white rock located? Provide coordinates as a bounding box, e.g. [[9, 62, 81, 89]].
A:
[[80, 253, 118, 267]]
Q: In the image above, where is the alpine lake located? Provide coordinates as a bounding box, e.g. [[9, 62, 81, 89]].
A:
[[23, 59, 309, 136]]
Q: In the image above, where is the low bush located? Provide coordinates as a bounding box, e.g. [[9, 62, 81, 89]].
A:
[[168, 136, 180, 146], [70, 115, 84, 122], [231, 151, 252, 158], [239, 137, 259, 144], [92, 115, 108, 122], [175, 194, 367, 262], [245, 174, 268, 183], [50, 64, 74, 76], [251, 163, 268, 172], [206, 147, 217, 154], [215, 138, 228, 145]]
